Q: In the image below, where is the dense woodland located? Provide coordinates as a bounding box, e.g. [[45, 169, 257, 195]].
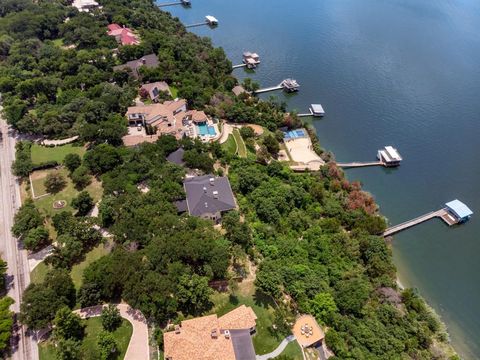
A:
[[1, 0, 459, 359]]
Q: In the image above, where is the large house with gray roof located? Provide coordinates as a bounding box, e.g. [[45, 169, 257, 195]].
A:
[[178, 175, 236, 222]]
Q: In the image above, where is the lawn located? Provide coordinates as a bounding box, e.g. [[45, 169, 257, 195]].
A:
[[31, 143, 86, 166], [31, 168, 102, 217], [209, 288, 300, 356], [30, 262, 50, 284], [71, 241, 111, 290], [39, 317, 133, 360], [232, 128, 247, 158], [280, 341, 303, 359], [222, 134, 237, 156]]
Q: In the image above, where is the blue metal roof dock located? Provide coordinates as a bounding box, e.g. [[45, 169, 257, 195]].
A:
[[445, 199, 473, 222]]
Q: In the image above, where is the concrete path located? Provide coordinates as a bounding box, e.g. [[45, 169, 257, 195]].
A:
[[28, 245, 54, 271], [219, 122, 233, 144], [256, 335, 296, 360], [74, 303, 150, 360]]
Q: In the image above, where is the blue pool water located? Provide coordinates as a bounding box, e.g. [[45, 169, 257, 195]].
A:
[[197, 124, 216, 136]]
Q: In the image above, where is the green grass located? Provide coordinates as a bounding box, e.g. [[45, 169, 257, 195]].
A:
[[39, 317, 133, 360], [30, 262, 51, 285], [232, 128, 247, 158], [279, 340, 303, 359], [31, 168, 102, 217], [222, 134, 237, 156], [31, 143, 86, 166], [210, 290, 287, 355], [71, 241, 111, 290], [169, 85, 179, 98]]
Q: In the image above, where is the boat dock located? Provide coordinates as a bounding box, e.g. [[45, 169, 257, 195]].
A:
[[255, 78, 300, 94], [337, 146, 402, 168], [186, 15, 218, 28], [298, 104, 326, 117], [383, 200, 473, 237], [158, 0, 190, 7]]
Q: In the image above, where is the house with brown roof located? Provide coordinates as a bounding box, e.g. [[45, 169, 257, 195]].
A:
[[113, 54, 159, 79], [163, 305, 257, 360], [140, 81, 172, 102], [107, 24, 140, 46], [125, 99, 187, 139]]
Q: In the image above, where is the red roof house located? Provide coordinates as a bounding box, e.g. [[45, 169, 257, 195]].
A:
[[107, 24, 140, 46]]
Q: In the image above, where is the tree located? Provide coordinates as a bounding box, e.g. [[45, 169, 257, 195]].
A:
[[0, 297, 14, 352], [177, 274, 213, 315], [242, 78, 259, 92], [101, 305, 121, 332], [63, 154, 82, 173], [53, 307, 84, 341], [0, 260, 7, 292], [239, 126, 255, 140], [71, 191, 94, 216], [98, 331, 118, 360], [335, 278, 372, 316], [84, 144, 122, 174], [56, 338, 82, 360], [308, 292, 338, 325], [262, 134, 280, 156], [12, 199, 44, 238], [23, 226, 50, 251], [44, 172, 67, 194], [70, 166, 91, 190]]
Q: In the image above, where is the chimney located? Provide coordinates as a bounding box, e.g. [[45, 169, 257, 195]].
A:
[[209, 177, 215, 186], [213, 191, 219, 199], [224, 330, 230, 339], [203, 186, 207, 193], [174, 325, 181, 334], [211, 329, 218, 339], [141, 58, 146, 65]]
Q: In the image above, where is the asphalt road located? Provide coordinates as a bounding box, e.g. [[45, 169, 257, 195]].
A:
[[0, 109, 38, 360]]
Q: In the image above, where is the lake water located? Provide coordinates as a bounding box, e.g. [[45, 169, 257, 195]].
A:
[[163, 0, 480, 357]]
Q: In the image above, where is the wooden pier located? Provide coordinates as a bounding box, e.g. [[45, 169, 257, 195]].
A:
[[336, 161, 384, 168], [232, 64, 247, 69], [383, 209, 456, 237], [254, 84, 283, 94]]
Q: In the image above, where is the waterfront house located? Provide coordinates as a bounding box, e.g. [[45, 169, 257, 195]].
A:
[[107, 24, 140, 46], [113, 54, 159, 79], [163, 305, 257, 360], [179, 175, 236, 222], [377, 146, 402, 167], [445, 200, 473, 223], [126, 99, 187, 137], [140, 82, 172, 102], [232, 85, 247, 97]]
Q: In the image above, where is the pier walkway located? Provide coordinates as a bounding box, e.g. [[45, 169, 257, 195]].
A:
[[255, 84, 283, 94], [336, 161, 384, 168], [383, 209, 454, 237], [232, 64, 247, 69], [185, 21, 209, 28]]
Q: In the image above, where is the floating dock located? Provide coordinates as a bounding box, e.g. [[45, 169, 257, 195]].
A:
[[255, 78, 300, 94], [298, 104, 325, 117], [186, 15, 218, 28], [383, 200, 473, 237], [337, 146, 402, 168]]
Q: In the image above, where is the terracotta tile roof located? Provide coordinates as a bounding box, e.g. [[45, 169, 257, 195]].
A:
[[186, 110, 208, 123], [107, 24, 140, 45], [218, 305, 257, 330], [163, 306, 257, 360]]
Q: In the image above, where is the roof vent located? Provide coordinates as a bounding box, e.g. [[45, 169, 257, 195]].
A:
[[224, 329, 230, 339], [209, 177, 215, 186], [174, 325, 180, 334], [205, 202, 208, 208], [203, 186, 207, 193], [213, 191, 219, 199], [141, 58, 146, 64], [211, 329, 218, 339]]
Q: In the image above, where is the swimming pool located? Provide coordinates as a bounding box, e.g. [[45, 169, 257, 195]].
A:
[[197, 123, 216, 136]]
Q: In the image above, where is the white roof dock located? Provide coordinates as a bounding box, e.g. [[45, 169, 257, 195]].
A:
[[206, 15, 218, 24], [310, 104, 325, 116], [445, 200, 473, 220], [384, 146, 402, 161]]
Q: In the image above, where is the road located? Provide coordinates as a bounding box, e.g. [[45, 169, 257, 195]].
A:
[[0, 109, 39, 360]]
